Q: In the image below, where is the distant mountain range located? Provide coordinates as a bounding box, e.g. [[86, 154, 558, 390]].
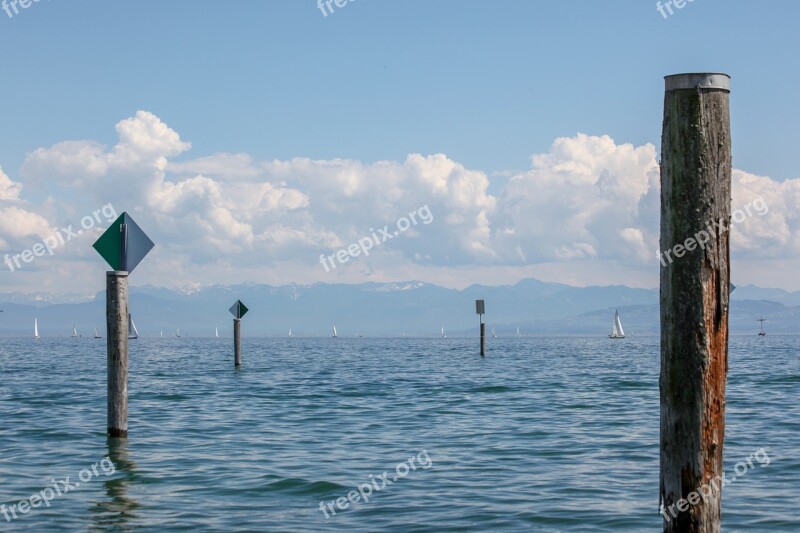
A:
[[0, 279, 797, 337]]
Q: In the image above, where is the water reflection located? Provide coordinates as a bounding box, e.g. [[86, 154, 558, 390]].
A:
[[89, 437, 142, 531]]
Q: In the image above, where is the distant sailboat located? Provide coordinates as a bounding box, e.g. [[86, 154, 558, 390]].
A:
[[215, 327, 219, 339], [441, 326, 446, 338], [160, 330, 163, 338], [491, 326, 497, 338], [94, 327, 102, 339], [288, 328, 293, 338], [332, 326, 338, 338], [608, 310, 625, 339], [516, 327, 521, 338], [34, 318, 40, 340], [176, 329, 181, 338], [757, 317, 767, 336], [128, 315, 139, 340], [71, 324, 78, 338]]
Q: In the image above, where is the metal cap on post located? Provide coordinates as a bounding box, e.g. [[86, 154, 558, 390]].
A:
[[664, 73, 730, 92]]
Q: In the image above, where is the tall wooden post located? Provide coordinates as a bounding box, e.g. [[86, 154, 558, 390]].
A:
[[660, 73, 731, 532], [234, 318, 242, 367], [480, 323, 486, 357], [107, 271, 129, 438]]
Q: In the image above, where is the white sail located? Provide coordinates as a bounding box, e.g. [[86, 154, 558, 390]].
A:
[[492, 326, 497, 338], [94, 326, 101, 339], [34, 318, 40, 339], [288, 328, 292, 337], [441, 326, 446, 338], [332, 326, 338, 338], [610, 310, 625, 338], [72, 324, 78, 337], [160, 330, 163, 338], [128, 315, 139, 339], [215, 327, 219, 338], [516, 327, 521, 338]]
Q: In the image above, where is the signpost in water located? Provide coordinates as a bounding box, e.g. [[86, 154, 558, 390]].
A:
[[93, 212, 154, 438], [229, 300, 249, 367], [476, 300, 485, 357]]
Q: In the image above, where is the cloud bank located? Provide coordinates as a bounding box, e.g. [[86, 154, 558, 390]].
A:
[[1, 111, 797, 293]]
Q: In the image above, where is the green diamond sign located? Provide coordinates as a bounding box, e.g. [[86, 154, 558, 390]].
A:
[[93, 212, 154, 273], [229, 300, 249, 319]]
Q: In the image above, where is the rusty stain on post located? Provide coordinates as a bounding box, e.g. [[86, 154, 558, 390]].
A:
[[659, 72, 731, 532]]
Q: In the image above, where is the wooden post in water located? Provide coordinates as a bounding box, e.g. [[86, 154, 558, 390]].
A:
[[234, 318, 242, 367], [229, 299, 248, 368], [107, 271, 129, 438], [476, 299, 485, 357], [659, 73, 731, 532], [93, 212, 154, 439]]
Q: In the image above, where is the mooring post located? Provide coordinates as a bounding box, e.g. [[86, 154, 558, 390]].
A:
[[107, 271, 129, 438], [660, 73, 731, 532], [234, 318, 242, 367], [475, 299, 486, 357]]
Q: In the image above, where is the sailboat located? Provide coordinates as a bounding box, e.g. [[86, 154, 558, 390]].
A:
[[332, 326, 338, 338], [215, 327, 219, 339], [441, 326, 446, 338], [288, 328, 293, 338], [516, 327, 521, 338], [128, 315, 139, 340], [608, 310, 625, 339], [491, 326, 497, 338], [176, 329, 181, 338], [94, 327, 102, 339], [757, 317, 767, 336], [160, 330, 163, 338], [34, 318, 40, 340], [71, 324, 78, 338]]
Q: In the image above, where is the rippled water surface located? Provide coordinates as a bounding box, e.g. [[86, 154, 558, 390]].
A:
[[1, 335, 798, 531]]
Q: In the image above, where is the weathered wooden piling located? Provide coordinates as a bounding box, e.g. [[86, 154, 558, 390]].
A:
[[476, 300, 485, 357], [107, 271, 129, 438], [234, 318, 242, 367], [659, 73, 731, 532]]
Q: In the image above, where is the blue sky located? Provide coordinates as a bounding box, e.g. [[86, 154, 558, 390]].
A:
[[2, 0, 798, 180], [1, 0, 799, 294]]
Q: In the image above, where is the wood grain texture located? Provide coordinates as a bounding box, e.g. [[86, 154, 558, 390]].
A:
[[660, 80, 731, 532], [107, 271, 129, 438]]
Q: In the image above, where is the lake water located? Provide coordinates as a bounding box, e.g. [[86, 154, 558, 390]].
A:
[[0, 336, 798, 531]]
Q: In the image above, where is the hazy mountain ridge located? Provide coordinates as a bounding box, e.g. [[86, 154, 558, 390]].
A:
[[0, 280, 796, 336]]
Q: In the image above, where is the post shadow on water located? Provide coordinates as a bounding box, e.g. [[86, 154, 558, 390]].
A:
[[88, 437, 141, 530]]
